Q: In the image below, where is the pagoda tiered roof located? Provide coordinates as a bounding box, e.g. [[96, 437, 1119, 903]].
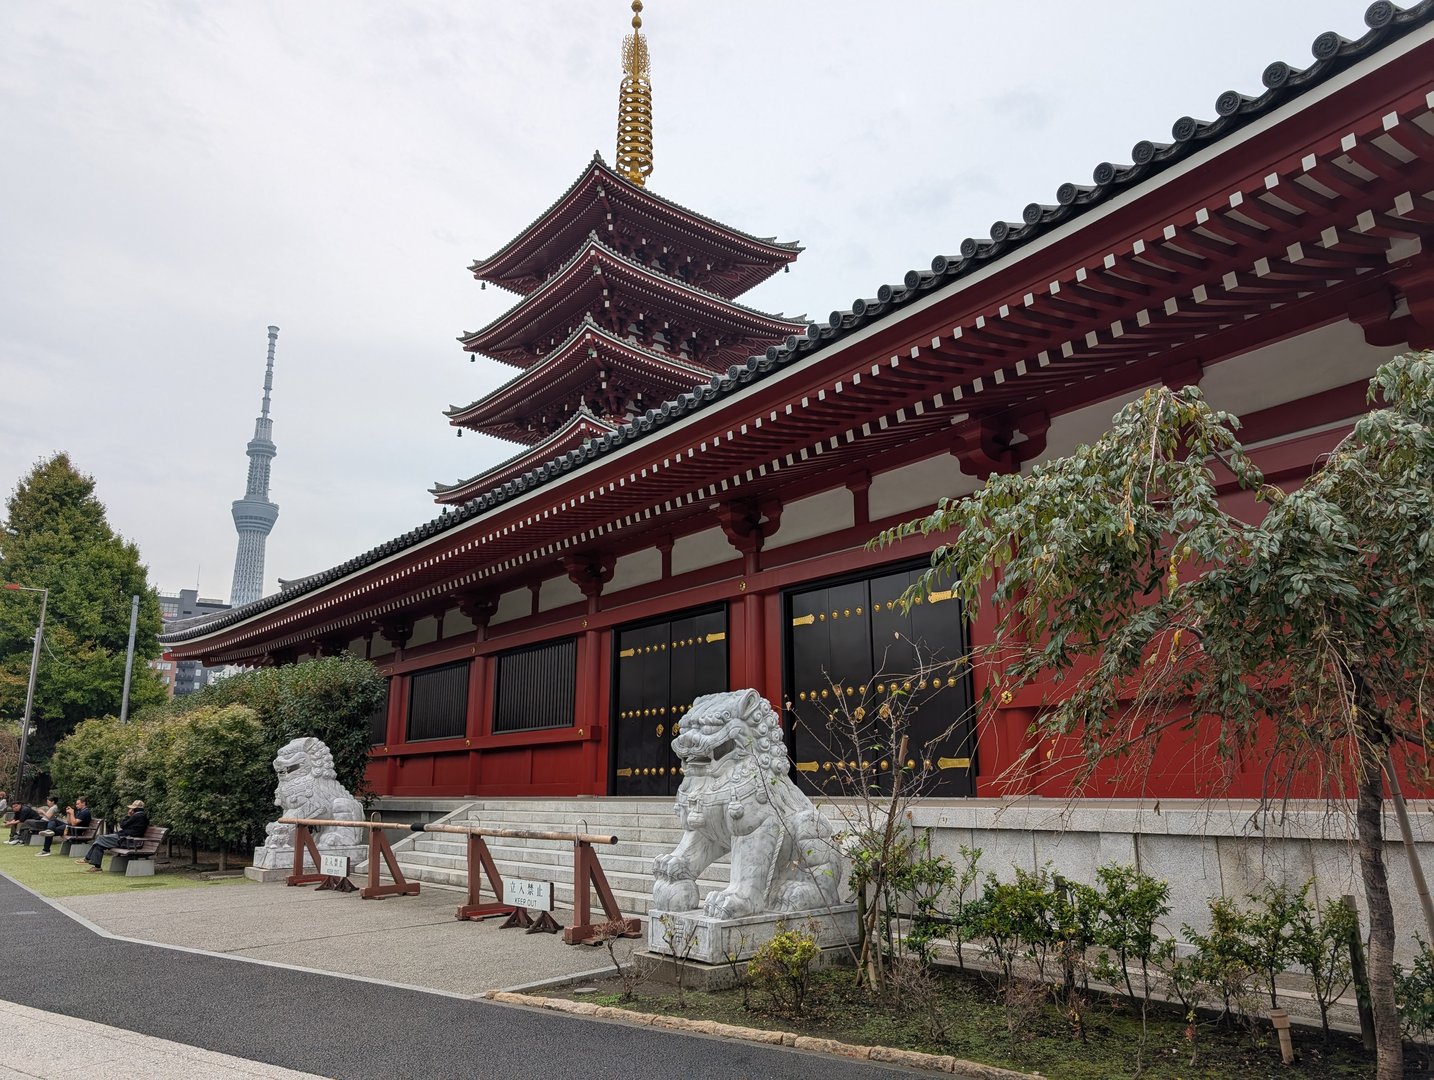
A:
[[431, 408, 619, 505], [446, 317, 711, 444], [459, 235, 807, 371], [470, 154, 800, 299]]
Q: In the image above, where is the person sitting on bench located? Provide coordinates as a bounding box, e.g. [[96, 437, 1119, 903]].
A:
[[84, 799, 149, 871], [4, 801, 43, 844], [38, 795, 91, 857]]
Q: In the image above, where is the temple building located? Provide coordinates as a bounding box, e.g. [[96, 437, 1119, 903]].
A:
[[163, 3, 1434, 806]]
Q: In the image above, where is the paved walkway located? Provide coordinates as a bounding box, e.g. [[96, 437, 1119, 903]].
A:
[[0, 1000, 323, 1079], [0, 873, 922, 1079]]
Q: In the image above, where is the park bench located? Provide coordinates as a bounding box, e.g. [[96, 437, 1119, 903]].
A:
[[103, 826, 169, 877], [60, 819, 103, 859]]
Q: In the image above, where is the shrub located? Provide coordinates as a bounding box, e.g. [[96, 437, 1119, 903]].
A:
[[1395, 936, 1434, 1041], [47, 714, 136, 821], [179, 656, 383, 796], [164, 704, 274, 870], [49, 654, 386, 859], [1092, 863, 1170, 1004], [1242, 880, 1306, 1008], [886, 830, 957, 966], [1293, 892, 1355, 1042], [1185, 896, 1258, 1025], [748, 923, 820, 1016]]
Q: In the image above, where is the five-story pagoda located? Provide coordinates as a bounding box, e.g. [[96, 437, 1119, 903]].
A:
[[433, 2, 805, 505]]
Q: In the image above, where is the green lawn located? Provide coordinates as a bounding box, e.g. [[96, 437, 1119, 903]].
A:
[[0, 837, 253, 898]]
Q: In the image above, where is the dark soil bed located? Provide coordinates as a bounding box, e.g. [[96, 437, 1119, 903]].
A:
[[546, 965, 1422, 1079]]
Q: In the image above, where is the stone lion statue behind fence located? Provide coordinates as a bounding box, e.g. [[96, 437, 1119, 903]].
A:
[[653, 688, 844, 919], [256, 736, 365, 864]]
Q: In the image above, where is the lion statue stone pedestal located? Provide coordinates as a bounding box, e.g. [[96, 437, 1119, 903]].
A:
[[648, 689, 857, 964], [245, 737, 368, 882]]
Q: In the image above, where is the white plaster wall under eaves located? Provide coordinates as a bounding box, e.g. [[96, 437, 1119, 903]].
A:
[[1030, 387, 1147, 469], [869, 454, 980, 522], [764, 488, 853, 551], [489, 587, 529, 627], [1197, 318, 1404, 422], [608, 548, 662, 594], [538, 573, 584, 614], [443, 609, 476, 639], [407, 616, 439, 650], [671, 525, 735, 576]]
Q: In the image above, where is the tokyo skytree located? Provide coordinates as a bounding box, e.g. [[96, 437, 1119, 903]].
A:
[[229, 326, 281, 607]]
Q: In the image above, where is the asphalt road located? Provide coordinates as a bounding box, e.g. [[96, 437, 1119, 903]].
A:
[[0, 874, 919, 1080]]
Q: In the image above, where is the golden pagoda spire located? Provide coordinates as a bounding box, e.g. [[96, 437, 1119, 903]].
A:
[[615, 0, 653, 187]]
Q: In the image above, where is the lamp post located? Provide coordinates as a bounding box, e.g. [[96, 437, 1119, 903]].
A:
[[2, 583, 47, 797]]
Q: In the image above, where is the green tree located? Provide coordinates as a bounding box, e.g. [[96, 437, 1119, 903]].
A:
[[46, 713, 139, 823], [0, 454, 165, 784], [164, 704, 273, 871], [880, 351, 1434, 1078], [178, 655, 384, 796]]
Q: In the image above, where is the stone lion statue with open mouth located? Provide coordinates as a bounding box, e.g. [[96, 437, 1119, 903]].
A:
[[653, 689, 844, 919]]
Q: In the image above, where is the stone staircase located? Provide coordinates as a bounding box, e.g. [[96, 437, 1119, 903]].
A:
[[375, 798, 730, 917]]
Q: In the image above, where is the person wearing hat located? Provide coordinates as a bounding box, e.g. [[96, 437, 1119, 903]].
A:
[[84, 799, 149, 871]]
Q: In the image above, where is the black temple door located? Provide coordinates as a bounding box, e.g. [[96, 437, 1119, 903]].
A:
[[789, 580, 870, 796], [614, 622, 671, 796], [613, 608, 728, 797], [787, 568, 974, 797]]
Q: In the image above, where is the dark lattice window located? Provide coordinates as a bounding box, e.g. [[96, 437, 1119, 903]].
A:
[[367, 680, 390, 745], [494, 638, 576, 733], [406, 662, 470, 741]]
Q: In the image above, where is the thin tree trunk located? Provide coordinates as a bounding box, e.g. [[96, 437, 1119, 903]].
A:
[[1356, 731, 1403, 1080], [218, 840, 227, 873]]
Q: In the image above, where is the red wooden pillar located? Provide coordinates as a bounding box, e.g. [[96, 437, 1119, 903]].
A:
[[562, 554, 617, 796], [581, 628, 605, 794], [716, 498, 782, 692], [454, 592, 498, 797], [382, 671, 405, 795]]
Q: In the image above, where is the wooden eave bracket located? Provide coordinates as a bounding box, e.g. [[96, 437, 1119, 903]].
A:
[[1350, 261, 1434, 350], [951, 412, 1050, 480], [562, 553, 617, 600], [377, 615, 414, 651], [716, 497, 783, 555], [452, 590, 500, 631]]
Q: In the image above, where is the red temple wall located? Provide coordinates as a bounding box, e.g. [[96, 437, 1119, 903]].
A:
[[356, 395, 1425, 802]]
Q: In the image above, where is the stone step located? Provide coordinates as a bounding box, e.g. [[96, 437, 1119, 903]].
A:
[[373, 797, 778, 916], [379, 858, 714, 915], [396, 847, 727, 898], [407, 835, 708, 864]]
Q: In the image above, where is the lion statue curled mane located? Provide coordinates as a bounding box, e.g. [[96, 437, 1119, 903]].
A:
[[258, 736, 365, 856], [653, 689, 843, 919]]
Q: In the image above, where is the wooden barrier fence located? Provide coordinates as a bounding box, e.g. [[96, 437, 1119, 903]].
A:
[[408, 821, 641, 945], [277, 817, 418, 900]]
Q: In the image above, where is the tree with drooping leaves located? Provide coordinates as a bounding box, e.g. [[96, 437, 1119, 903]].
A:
[[0, 454, 165, 785], [877, 351, 1434, 1078]]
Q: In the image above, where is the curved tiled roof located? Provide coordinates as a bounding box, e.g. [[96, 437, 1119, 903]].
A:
[[459, 233, 807, 364], [431, 407, 620, 500], [161, 1, 1434, 646], [470, 153, 801, 284]]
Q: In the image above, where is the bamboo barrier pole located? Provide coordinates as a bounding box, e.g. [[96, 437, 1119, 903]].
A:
[[277, 817, 620, 847], [278, 817, 408, 830], [413, 822, 619, 846]]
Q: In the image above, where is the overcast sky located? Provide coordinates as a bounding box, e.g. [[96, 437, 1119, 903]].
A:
[[0, 1, 1376, 603]]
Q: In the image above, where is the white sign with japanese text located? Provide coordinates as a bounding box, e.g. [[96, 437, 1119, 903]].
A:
[[503, 878, 553, 910], [320, 854, 351, 878]]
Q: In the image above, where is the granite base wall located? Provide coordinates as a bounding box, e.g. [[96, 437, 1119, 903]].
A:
[[884, 798, 1434, 963]]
